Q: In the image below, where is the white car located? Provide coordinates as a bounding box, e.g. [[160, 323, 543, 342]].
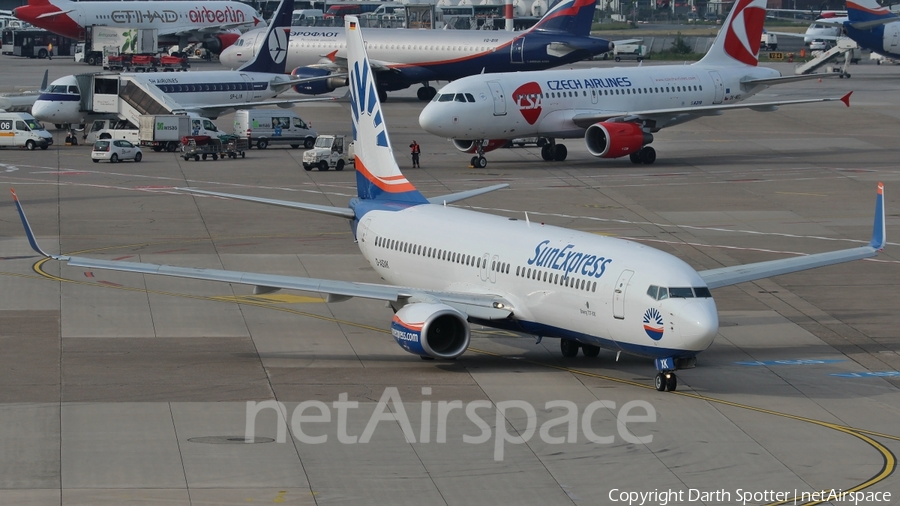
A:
[[92, 139, 143, 163], [809, 39, 831, 51]]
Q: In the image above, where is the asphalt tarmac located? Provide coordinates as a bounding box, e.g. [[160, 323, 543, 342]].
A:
[[0, 55, 898, 505]]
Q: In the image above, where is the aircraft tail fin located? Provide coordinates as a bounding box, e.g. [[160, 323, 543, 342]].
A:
[[237, 0, 292, 73], [39, 70, 48, 92], [848, 0, 897, 23], [529, 0, 598, 37], [697, 0, 767, 67], [346, 17, 427, 204]]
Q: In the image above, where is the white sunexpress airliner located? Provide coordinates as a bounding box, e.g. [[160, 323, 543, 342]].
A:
[[13, 0, 261, 55], [419, 0, 852, 168], [31, 0, 332, 126], [12, 17, 886, 392]]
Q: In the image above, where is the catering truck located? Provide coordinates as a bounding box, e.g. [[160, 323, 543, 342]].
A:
[[77, 26, 159, 66], [138, 115, 220, 152]]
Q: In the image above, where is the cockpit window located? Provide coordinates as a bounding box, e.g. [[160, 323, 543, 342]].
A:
[[694, 287, 712, 298], [669, 287, 694, 298], [454, 93, 466, 102], [49, 85, 67, 93], [68, 86, 79, 94], [465, 93, 475, 102], [648, 285, 713, 300], [438, 93, 453, 102]]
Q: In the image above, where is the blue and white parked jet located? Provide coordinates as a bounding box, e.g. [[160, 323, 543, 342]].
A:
[[31, 0, 331, 126], [11, 17, 887, 392], [419, 0, 852, 167], [220, 0, 614, 102]]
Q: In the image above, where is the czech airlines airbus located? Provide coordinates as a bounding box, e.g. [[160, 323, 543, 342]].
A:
[[219, 0, 613, 102], [11, 17, 886, 392], [32, 0, 332, 125], [419, 0, 851, 167], [13, 0, 261, 54]]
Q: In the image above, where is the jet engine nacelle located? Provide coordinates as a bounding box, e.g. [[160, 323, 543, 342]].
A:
[[391, 303, 470, 359], [584, 122, 653, 159], [452, 139, 508, 154], [291, 67, 348, 95], [203, 33, 241, 55]]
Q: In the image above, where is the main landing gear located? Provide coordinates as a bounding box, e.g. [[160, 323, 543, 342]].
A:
[[629, 146, 656, 165], [559, 338, 600, 358], [540, 140, 568, 162]]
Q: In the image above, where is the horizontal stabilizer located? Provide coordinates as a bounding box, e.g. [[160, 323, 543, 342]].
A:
[[428, 184, 508, 205], [176, 188, 356, 219], [700, 183, 885, 289], [740, 73, 841, 86]]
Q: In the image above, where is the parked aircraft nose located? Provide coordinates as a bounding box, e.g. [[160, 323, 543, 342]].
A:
[[219, 45, 242, 69], [31, 100, 54, 122], [418, 103, 445, 135], [677, 299, 718, 351]]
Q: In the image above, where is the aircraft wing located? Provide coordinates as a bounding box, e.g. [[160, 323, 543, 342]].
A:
[[570, 93, 851, 129], [765, 31, 840, 39], [699, 183, 886, 289], [177, 95, 338, 117], [10, 190, 514, 321]]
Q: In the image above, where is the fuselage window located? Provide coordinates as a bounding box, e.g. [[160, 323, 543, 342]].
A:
[[592, 282, 597, 292], [516, 266, 520, 276]]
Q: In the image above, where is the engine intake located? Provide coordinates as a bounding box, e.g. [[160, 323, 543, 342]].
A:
[[292, 67, 348, 95], [391, 303, 470, 359], [203, 33, 240, 55], [585, 122, 653, 159], [452, 139, 507, 154]]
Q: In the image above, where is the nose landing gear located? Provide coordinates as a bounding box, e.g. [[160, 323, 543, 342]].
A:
[[654, 357, 678, 392]]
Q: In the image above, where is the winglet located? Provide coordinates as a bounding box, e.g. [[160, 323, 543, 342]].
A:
[[10, 188, 55, 259], [841, 91, 852, 107], [869, 182, 886, 250]]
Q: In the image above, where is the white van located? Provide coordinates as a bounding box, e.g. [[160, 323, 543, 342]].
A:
[[0, 113, 53, 150], [85, 119, 139, 144], [233, 109, 318, 150], [292, 9, 324, 25]]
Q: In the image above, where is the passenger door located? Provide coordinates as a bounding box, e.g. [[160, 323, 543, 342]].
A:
[[510, 37, 525, 64], [612, 270, 634, 320], [487, 81, 506, 116], [708, 71, 724, 104]]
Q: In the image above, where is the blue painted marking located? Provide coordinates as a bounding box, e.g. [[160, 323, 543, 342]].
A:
[[831, 371, 900, 378], [735, 359, 846, 366]]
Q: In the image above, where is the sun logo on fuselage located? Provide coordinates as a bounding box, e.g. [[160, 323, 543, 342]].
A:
[[350, 59, 388, 147], [722, 0, 765, 66], [643, 308, 664, 341]]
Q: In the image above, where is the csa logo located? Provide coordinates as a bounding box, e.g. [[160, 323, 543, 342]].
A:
[[643, 308, 664, 341], [513, 81, 543, 125], [723, 0, 765, 66]]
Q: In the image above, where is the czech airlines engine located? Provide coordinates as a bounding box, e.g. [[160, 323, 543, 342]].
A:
[[391, 303, 471, 359], [585, 122, 653, 159], [452, 139, 508, 154], [291, 67, 347, 95]]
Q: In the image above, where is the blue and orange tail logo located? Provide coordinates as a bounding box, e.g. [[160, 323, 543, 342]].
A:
[[643, 308, 664, 341], [347, 18, 427, 204], [530, 0, 597, 37]]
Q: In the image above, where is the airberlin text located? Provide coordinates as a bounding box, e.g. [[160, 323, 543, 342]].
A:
[[546, 77, 632, 91], [608, 488, 891, 505], [246, 388, 656, 461]]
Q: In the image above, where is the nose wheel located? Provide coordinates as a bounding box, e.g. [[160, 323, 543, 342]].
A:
[[654, 372, 677, 392]]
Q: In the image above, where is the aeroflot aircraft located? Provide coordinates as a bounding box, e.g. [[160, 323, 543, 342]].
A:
[[219, 0, 613, 102], [32, 0, 332, 126], [13, 0, 261, 54], [419, 0, 852, 168], [795, 0, 900, 60], [12, 17, 887, 392]]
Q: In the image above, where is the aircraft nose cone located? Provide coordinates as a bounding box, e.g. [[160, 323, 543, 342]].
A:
[[31, 100, 52, 122], [678, 299, 718, 351], [220, 46, 237, 68], [418, 105, 442, 134]]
